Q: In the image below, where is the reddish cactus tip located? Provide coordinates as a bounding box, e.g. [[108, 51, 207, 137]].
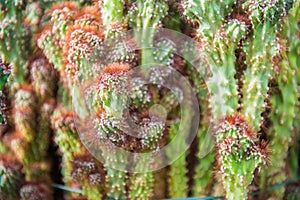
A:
[[220, 113, 256, 138], [74, 6, 102, 23], [102, 63, 130, 75], [35, 26, 53, 49], [18, 84, 34, 92], [63, 25, 105, 77], [66, 25, 105, 38]]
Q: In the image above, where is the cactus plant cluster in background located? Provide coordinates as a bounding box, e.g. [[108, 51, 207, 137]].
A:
[[0, 0, 299, 200]]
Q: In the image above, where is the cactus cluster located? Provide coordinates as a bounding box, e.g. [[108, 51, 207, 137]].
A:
[[0, 0, 300, 200]]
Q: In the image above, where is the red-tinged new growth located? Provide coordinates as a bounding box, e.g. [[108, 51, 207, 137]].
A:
[[63, 26, 104, 83], [74, 7, 102, 29], [64, 6, 104, 83], [216, 114, 269, 200]]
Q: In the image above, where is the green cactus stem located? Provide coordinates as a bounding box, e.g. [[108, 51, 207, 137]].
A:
[[205, 20, 247, 120], [241, 0, 290, 132], [100, 0, 126, 38], [90, 64, 134, 199], [13, 85, 37, 143], [0, 0, 30, 85], [52, 109, 85, 182], [182, 0, 247, 120], [192, 86, 215, 196], [71, 155, 104, 199], [129, 160, 154, 200], [129, 0, 168, 66], [52, 108, 106, 199], [37, 2, 79, 72], [183, 42, 215, 196], [1, 1, 300, 199], [37, 28, 65, 73], [215, 114, 268, 200], [166, 121, 188, 198], [33, 100, 56, 161], [259, 1, 300, 198], [181, 0, 236, 42]]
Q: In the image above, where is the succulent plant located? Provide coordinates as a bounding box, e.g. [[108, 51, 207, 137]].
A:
[[0, 0, 299, 200]]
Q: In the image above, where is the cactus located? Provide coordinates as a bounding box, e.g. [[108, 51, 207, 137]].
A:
[[0, 0, 30, 85], [241, 0, 289, 132], [215, 114, 268, 199], [259, 1, 300, 198], [0, 156, 22, 200], [0, 1, 300, 200], [166, 121, 188, 198], [100, 0, 126, 38], [0, 61, 10, 129], [128, 0, 168, 66], [191, 82, 215, 196]]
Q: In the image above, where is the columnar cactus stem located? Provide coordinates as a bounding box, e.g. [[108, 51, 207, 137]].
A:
[[205, 20, 247, 120], [38, 28, 65, 72], [241, 0, 290, 132], [129, 0, 168, 66], [52, 110, 85, 183], [64, 26, 104, 84], [27, 60, 56, 168], [90, 63, 168, 199], [71, 155, 104, 199], [14, 86, 37, 143], [242, 23, 278, 132], [192, 88, 215, 196], [182, 1, 255, 198], [259, 1, 300, 198], [166, 121, 188, 198], [182, 0, 247, 120], [1, 1, 300, 199], [52, 109, 105, 199], [38, 3, 80, 74], [181, 0, 236, 42], [11, 87, 43, 181], [7, 56, 57, 184], [0, 0, 30, 85], [34, 100, 55, 161], [215, 114, 268, 200], [100, 0, 126, 38], [90, 64, 130, 199], [103, 150, 127, 199], [129, 157, 154, 200], [53, 108, 105, 199], [30, 57, 57, 102]]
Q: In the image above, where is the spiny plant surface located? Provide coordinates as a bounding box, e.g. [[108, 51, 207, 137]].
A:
[[0, 0, 299, 200]]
